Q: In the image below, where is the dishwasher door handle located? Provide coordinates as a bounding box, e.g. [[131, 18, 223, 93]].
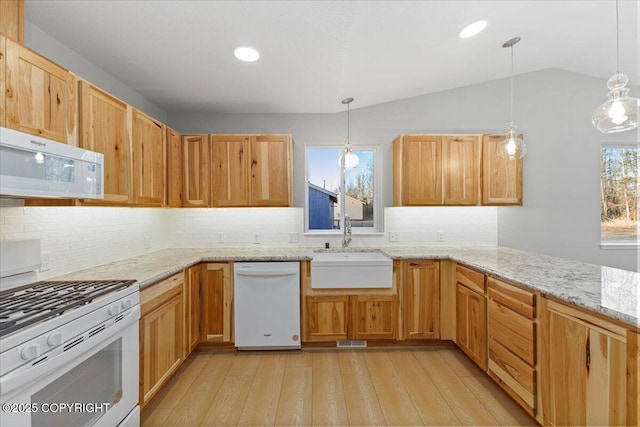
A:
[[236, 269, 299, 277]]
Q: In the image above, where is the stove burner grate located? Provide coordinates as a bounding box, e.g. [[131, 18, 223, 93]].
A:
[[0, 279, 136, 337]]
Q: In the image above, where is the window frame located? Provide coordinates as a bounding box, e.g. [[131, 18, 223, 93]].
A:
[[304, 144, 383, 234], [599, 143, 639, 249]]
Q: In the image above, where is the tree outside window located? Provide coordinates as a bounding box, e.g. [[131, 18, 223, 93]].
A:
[[601, 146, 639, 243]]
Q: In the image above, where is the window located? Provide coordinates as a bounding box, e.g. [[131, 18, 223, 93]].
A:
[[305, 146, 381, 233], [601, 145, 639, 246]]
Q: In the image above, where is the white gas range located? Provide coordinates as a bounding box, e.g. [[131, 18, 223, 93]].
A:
[[0, 240, 140, 427]]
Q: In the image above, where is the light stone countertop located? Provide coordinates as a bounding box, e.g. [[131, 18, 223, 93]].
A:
[[56, 245, 639, 329]]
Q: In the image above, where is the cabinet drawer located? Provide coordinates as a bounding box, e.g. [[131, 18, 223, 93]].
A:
[[488, 337, 536, 415], [487, 277, 535, 319], [456, 264, 485, 294], [488, 299, 535, 365], [140, 273, 184, 315]]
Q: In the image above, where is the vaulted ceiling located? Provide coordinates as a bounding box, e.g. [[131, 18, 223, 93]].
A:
[[25, 0, 639, 114]]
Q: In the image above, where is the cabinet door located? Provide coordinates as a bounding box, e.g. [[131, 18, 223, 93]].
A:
[[200, 263, 232, 342], [456, 283, 487, 370], [1, 35, 6, 127], [352, 295, 397, 340], [542, 300, 628, 426], [250, 134, 293, 206], [396, 135, 442, 205], [185, 264, 201, 354], [132, 109, 165, 205], [404, 260, 440, 339], [304, 295, 349, 342], [211, 134, 250, 206], [140, 292, 184, 408], [0, 0, 23, 43], [482, 134, 523, 205], [78, 80, 132, 204], [442, 135, 480, 205], [5, 38, 77, 144], [166, 127, 182, 207], [182, 134, 210, 207]]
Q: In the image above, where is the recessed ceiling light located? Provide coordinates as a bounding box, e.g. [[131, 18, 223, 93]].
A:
[[459, 20, 487, 38], [234, 46, 260, 62]]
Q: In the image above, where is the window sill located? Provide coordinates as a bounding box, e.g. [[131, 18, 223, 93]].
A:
[[600, 242, 640, 249], [304, 232, 385, 237]]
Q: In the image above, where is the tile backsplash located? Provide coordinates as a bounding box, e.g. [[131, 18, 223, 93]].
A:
[[0, 205, 496, 278]]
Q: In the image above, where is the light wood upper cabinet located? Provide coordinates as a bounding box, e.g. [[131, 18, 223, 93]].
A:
[[0, 0, 24, 43], [393, 134, 442, 205], [200, 263, 233, 343], [5, 38, 77, 144], [482, 134, 523, 205], [166, 127, 182, 207], [1, 35, 6, 128], [132, 109, 165, 206], [250, 134, 293, 206], [78, 80, 132, 204], [211, 134, 294, 207], [442, 135, 481, 205], [403, 260, 440, 339], [211, 134, 250, 207], [182, 134, 210, 207], [540, 298, 633, 426], [139, 273, 184, 408]]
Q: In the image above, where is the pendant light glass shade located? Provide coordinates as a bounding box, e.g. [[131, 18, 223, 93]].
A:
[[592, 0, 639, 134], [338, 98, 359, 170], [499, 37, 527, 160], [592, 73, 639, 133], [498, 122, 527, 160]]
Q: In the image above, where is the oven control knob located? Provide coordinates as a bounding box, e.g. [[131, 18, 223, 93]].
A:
[[47, 332, 64, 347], [108, 304, 121, 316], [21, 344, 40, 360], [121, 299, 132, 310]]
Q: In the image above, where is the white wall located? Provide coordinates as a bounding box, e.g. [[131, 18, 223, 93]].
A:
[[0, 206, 497, 278], [169, 69, 638, 271]]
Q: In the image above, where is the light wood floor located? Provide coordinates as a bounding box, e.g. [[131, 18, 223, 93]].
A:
[[141, 346, 538, 427]]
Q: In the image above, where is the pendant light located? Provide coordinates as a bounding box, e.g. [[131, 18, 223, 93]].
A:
[[338, 97, 359, 169], [498, 37, 527, 160], [592, 0, 639, 133]]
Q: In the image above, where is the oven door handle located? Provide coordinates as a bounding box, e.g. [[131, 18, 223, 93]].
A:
[[0, 306, 139, 397]]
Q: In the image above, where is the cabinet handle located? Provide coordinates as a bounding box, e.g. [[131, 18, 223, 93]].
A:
[[585, 336, 590, 374]]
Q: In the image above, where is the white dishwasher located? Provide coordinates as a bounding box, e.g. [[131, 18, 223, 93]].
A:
[[234, 262, 301, 350]]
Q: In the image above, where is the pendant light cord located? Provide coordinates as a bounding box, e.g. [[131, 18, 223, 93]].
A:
[[510, 45, 514, 123], [347, 103, 350, 140], [615, 0, 620, 73]]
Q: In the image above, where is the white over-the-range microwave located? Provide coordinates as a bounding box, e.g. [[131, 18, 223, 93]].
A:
[[0, 127, 104, 199]]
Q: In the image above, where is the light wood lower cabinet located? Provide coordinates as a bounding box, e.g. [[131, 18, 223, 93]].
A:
[[540, 298, 636, 426], [305, 295, 350, 342], [185, 264, 201, 355], [455, 264, 487, 370], [139, 273, 184, 408], [200, 263, 233, 343], [487, 277, 537, 416], [403, 260, 440, 339], [302, 261, 398, 342], [352, 295, 397, 340]]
